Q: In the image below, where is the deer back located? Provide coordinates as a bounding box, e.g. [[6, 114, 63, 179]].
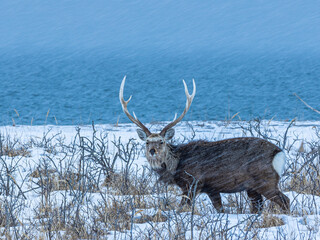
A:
[[168, 137, 282, 193]]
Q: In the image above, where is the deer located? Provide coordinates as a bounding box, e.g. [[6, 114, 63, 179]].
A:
[[119, 76, 290, 214]]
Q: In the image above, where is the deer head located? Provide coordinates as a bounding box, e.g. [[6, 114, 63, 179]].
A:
[[119, 76, 196, 170]]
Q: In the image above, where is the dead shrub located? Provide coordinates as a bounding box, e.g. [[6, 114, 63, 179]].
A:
[[0, 133, 31, 158], [31, 168, 98, 192], [30, 169, 56, 178], [1, 145, 31, 157], [102, 171, 139, 195], [102, 167, 155, 198], [248, 212, 285, 229], [0, 202, 18, 228], [95, 199, 132, 231], [35, 205, 66, 230], [285, 145, 320, 197], [134, 210, 168, 224]]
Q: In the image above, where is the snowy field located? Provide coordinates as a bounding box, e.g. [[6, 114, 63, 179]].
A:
[[1, 120, 320, 239]]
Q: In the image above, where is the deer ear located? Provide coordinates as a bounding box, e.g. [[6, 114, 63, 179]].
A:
[[136, 129, 148, 141], [164, 128, 175, 141]]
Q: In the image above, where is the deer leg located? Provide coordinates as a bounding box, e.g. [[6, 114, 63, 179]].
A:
[[208, 192, 224, 213], [260, 188, 290, 213], [247, 189, 263, 214]]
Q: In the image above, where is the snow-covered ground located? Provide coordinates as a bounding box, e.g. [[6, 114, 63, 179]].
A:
[[1, 120, 320, 239]]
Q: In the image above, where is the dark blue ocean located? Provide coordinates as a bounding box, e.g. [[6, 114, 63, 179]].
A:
[[1, 50, 320, 126]]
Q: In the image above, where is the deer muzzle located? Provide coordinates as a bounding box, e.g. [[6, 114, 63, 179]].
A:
[[150, 148, 156, 156]]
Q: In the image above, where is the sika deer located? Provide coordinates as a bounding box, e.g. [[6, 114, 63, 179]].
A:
[[119, 76, 290, 213]]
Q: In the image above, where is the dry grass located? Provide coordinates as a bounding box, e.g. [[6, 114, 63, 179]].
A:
[[102, 171, 140, 195], [96, 199, 132, 231], [134, 210, 168, 224], [1, 145, 31, 157], [0, 203, 17, 228], [284, 147, 320, 197], [286, 171, 320, 196], [225, 193, 249, 214], [30, 169, 56, 178], [248, 212, 285, 229], [31, 168, 99, 192], [35, 205, 67, 231]]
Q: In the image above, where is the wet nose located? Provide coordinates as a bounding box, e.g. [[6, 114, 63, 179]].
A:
[[150, 149, 156, 156]]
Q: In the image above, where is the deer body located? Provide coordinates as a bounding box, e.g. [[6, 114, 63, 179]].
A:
[[119, 76, 290, 213], [154, 137, 289, 213]]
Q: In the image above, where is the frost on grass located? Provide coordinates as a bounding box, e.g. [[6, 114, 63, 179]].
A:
[[0, 120, 320, 239]]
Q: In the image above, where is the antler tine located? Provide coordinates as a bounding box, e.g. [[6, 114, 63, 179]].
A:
[[119, 76, 151, 136], [160, 79, 196, 136]]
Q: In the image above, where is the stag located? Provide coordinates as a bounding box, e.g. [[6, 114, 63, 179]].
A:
[[119, 76, 290, 213]]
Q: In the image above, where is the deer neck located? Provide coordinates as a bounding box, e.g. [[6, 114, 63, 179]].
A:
[[164, 144, 179, 174]]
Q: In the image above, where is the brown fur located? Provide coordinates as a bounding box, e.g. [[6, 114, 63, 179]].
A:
[[152, 137, 290, 213]]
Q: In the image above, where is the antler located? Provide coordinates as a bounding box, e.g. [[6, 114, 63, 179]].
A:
[[160, 79, 196, 136], [119, 76, 151, 136]]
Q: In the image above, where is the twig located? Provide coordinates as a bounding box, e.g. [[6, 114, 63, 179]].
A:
[[294, 93, 320, 115], [282, 118, 296, 149]]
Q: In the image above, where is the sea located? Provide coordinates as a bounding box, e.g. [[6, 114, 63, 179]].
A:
[[1, 49, 320, 126]]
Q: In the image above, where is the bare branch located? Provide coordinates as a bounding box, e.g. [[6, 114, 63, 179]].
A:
[[294, 93, 320, 115]]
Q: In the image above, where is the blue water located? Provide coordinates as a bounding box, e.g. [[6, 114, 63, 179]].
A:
[[1, 50, 320, 125]]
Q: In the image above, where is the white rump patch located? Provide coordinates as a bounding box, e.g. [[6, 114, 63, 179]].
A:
[[272, 151, 286, 176]]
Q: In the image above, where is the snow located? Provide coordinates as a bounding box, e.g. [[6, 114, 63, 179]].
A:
[[1, 120, 320, 239]]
